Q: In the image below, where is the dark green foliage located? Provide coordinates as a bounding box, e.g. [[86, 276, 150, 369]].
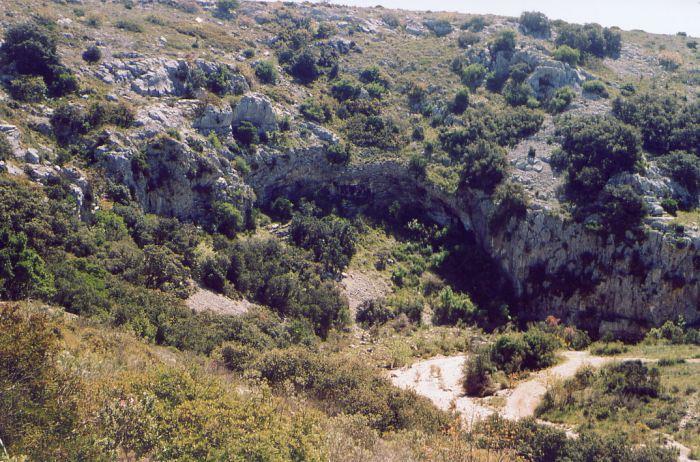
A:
[[51, 102, 134, 144], [553, 115, 641, 204], [582, 79, 609, 98], [326, 143, 352, 164], [503, 80, 535, 107], [299, 99, 333, 123], [490, 181, 528, 229], [461, 16, 486, 32], [315, 22, 336, 39], [232, 121, 259, 145], [519, 11, 550, 37], [0, 133, 12, 160], [490, 30, 517, 58], [490, 327, 560, 374], [252, 347, 450, 433], [0, 305, 87, 460], [8, 76, 47, 102], [0, 228, 54, 300], [215, 0, 239, 18], [547, 86, 576, 114], [227, 238, 349, 337], [254, 60, 278, 84], [451, 88, 470, 114], [345, 114, 404, 150], [288, 49, 324, 84], [598, 185, 648, 238], [408, 154, 427, 179], [289, 213, 358, 276], [356, 298, 394, 326], [460, 63, 487, 90], [553, 45, 580, 65], [0, 22, 78, 97], [658, 151, 700, 198], [431, 286, 478, 325], [212, 201, 244, 238], [115, 19, 144, 32], [612, 92, 699, 155], [359, 65, 390, 88], [459, 141, 508, 193], [82, 45, 102, 63], [457, 31, 480, 48], [463, 348, 496, 396], [555, 23, 621, 58], [331, 77, 361, 101], [270, 197, 294, 221]]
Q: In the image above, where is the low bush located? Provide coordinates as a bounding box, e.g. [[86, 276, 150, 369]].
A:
[[8, 76, 47, 102], [461, 63, 487, 90], [457, 31, 480, 48], [547, 86, 576, 114], [582, 79, 609, 98], [552, 45, 580, 65], [82, 45, 102, 64], [300, 98, 333, 123], [254, 60, 278, 84], [519, 11, 550, 37]]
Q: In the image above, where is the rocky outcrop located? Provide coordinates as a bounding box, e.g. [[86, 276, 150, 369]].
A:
[[96, 58, 249, 97], [245, 147, 700, 338], [232, 93, 278, 134], [96, 135, 254, 223], [527, 61, 583, 99], [193, 104, 233, 135]]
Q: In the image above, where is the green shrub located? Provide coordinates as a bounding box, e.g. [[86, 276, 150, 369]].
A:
[[0, 133, 12, 161], [459, 141, 508, 194], [215, 0, 239, 18], [408, 154, 427, 179], [457, 31, 480, 48], [658, 151, 700, 198], [491, 333, 528, 373], [0, 228, 55, 300], [463, 349, 496, 396], [326, 143, 352, 164], [115, 19, 143, 32], [461, 63, 487, 90], [315, 22, 336, 39], [356, 298, 393, 326], [81, 45, 102, 63], [232, 121, 259, 145], [553, 45, 580, 65], [424, 19, 452, 37], [555, 23, 621, 58], [451, 88, 470, 114], [300, 99, 333, 123], [582, 79, 609, 98], [270, 197, 294, 221], [289, 213, 358, 276], [553, 115, 641, 205], [431, 286, 478, 325], [503, 80, 535, 107], [490, 30, 517, 58], [490, 181, 528, 229], [288, 49, 322, 84], [490, 327, 560, 374], [598, 184, 647, 239], [519, 11, 550, 37], [331, 77, 361, 101], [461, 16, 486, 32], [547, 86, 576, 114], [254, 60, 278, 84], [214, 341, 257, 372], [612, 92, 699, 155], [8, 76, 47, 102], [212, 201, 244, 238]]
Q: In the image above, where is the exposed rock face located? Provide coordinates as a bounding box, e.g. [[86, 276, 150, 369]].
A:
[[193, 104, 233, 135], [96, 58, 249, 97], [0, 123, 22, 158], [232, 93, 278, 133], [245, 147, 700, 338], [96, 135, 254, 222], [527, 61, 583, 99]]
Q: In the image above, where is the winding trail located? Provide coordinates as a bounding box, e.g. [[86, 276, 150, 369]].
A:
[[389, 351, 697, 461]]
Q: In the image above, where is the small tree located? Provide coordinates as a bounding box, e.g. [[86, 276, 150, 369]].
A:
[[82, 45, 102, 64], [452, 88, 470, 114], [254, 61, 278, 84]]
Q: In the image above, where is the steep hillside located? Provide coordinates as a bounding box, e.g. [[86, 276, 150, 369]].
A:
[[0, 0, 698, 460]]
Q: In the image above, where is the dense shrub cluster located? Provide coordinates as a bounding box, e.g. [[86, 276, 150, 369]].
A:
[[299, 98, 333, 123], [519, 11, 550, 37], [274, 21, 339, 84], [612, 92, 699, 156], [0, 23, 78, 98], [289, 212, 358, 276], [555, 22, 622, 59], [51, 101, 135, 144]]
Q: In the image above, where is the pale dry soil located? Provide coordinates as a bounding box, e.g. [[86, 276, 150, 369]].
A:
[[389, 351, 697, 461], [185, 287, 254, 316]]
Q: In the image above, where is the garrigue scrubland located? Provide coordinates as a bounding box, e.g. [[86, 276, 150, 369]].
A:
[[0, 0, 698, 460]]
